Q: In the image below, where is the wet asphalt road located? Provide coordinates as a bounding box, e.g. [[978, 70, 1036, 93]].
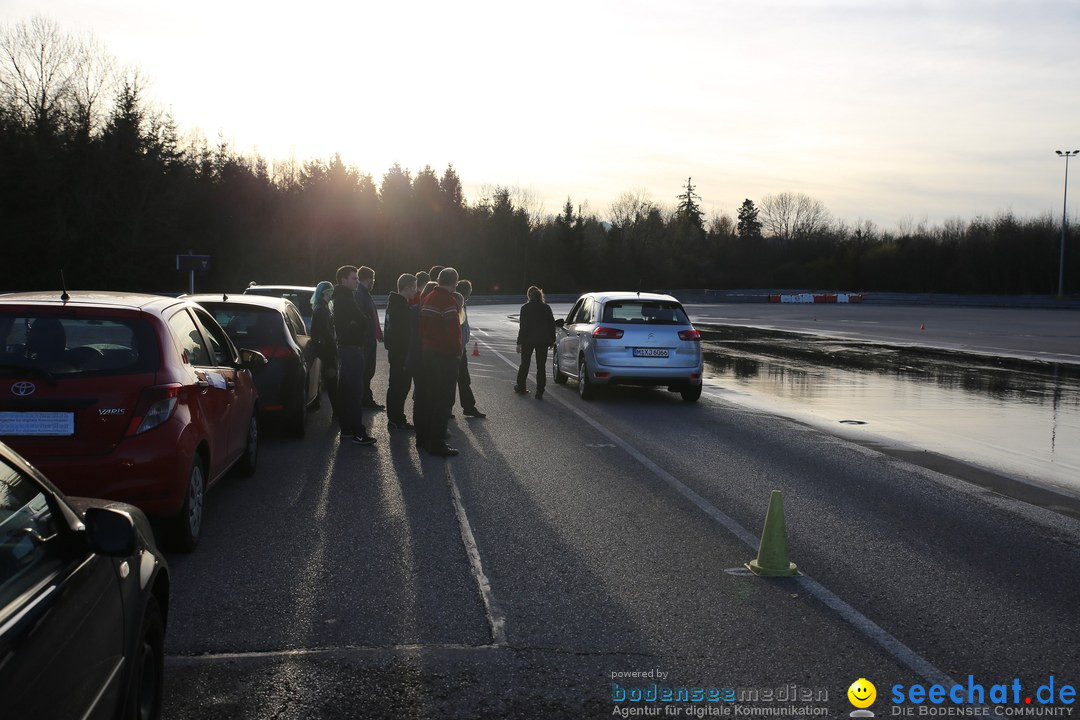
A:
[[161, 305, 1080, 719], [682, 302, 1080, 365]]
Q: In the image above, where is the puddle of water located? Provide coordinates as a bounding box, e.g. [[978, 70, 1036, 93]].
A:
[[700, 327, 1080, 497]]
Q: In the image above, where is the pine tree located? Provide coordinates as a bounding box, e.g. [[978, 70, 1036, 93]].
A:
[[675, 177, 704, 230], [737, 198, 762, 241]]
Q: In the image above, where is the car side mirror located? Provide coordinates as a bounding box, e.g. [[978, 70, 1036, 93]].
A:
[[554, 318, 565, 329], [84, 507, 137, 557], [239, 348, 268, 369]]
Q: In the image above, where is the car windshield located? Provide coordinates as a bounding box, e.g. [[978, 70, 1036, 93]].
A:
[[0, 313, 159, 377], [601, 301, 689, 325], [203, 306, 286, 347]]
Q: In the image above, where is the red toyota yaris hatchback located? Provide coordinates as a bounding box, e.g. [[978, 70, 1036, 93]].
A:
[[0, 291, 265, 551]]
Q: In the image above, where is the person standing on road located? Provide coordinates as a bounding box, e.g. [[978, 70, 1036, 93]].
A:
[[333, 266, 376, 445], [310, 281, 338, 418], [419, 268, 462, 457], [408, 281, 438, 450], [454, 279, 486, 418], [515, 285, 556, 399], [384, 273, 417, 431], [354, 266, 384, 410]]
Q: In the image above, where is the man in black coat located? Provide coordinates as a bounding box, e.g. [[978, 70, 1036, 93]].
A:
[[355, 266, 384, 410], [455, 279, 486, 418], [333, 266, 376, 445], [384, 273, 417, 430]]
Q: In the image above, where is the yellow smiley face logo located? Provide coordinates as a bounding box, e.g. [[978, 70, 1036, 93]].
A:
[[848, 678, 877, 708]]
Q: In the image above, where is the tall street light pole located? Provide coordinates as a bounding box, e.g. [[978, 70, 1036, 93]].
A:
[[1057, 150, 1079, 298]]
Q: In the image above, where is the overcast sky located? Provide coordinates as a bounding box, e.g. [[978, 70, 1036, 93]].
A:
[[3, 0, 1079, 229]]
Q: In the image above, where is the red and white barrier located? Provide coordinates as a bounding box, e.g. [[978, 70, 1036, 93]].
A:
[[768, 293, 864, 304]]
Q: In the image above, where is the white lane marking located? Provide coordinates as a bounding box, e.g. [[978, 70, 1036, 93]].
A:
[[445, 461, 508, 647], [474, 336, 957, 689]]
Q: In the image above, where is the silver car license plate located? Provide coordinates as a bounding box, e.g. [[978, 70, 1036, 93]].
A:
[[633, 348, 669, 358], [0, 411, 76, 436]]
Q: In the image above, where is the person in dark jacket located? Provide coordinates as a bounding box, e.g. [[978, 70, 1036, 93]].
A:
[[354, 266, 384, 410], [515, 285, 557, 399], [384, 273, 417, 430], [333, 266, 375, 445], [454, 279, 485, 418], [310, 281, 338, 417], [407, 281, 438, 450]]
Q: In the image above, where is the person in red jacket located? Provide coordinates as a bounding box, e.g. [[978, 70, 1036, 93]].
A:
[[419, 267, 462, 457]]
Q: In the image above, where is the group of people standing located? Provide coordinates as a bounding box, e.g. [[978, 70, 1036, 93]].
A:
[[309, 264, 487, 458]]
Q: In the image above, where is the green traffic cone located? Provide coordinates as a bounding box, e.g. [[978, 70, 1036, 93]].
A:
[[746, 490, 800, 577]]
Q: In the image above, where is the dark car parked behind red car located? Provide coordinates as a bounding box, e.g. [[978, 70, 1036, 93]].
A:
[[186, 293, 321, 437], [0, 291, 265, 551]]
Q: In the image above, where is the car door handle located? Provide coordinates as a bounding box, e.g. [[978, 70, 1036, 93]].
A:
[[196, 379, 210, 391], [225, 379, 236, 390]]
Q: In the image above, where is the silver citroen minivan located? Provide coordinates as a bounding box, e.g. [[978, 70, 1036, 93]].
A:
[[552, 292, 703, 401]]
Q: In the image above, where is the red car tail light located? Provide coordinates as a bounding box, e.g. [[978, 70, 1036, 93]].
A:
[[592, 326, 624, 339], [126, 383, 182, 436], [678, 329, 701, 341], [256, 345, 293, 360]]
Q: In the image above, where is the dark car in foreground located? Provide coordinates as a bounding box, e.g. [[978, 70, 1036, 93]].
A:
[[553, 291, 704, 401], [0, 291, 264, 551], [0, 440, 169, 719], [187, 293, 321, 437]]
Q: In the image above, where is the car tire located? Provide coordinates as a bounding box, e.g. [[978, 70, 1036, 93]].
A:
[[311, 376, 322, 411], [123, 596, 165, 720], [578, 358, 595, 401], [681, 384, 703, 402], [172, 454, 206, 553], [234, 412, 258, 477], [553, 350, 568, 385]]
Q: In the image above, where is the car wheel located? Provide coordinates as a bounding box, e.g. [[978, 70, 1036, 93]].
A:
[[553, 350, 568, 384], [234, 412, 258, 477], [173, 455, 205, 552], [681, 383, 703, 402], [578, 358, 595, 401], [124, 596, 165, 720]]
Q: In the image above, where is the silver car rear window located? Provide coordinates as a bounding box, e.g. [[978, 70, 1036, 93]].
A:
[[601, 302, 688, 325]]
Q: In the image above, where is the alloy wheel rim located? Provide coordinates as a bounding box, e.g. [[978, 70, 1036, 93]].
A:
[[188, 464, 204, 537], [248, 416, 258, 458]]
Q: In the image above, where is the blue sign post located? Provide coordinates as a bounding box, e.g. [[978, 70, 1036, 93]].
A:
[[176, 253, 211, 294]]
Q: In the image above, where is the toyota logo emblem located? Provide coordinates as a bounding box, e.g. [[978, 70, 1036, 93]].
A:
[[11, 381, 36, 396]]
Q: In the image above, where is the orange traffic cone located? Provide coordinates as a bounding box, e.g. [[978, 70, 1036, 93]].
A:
[[472, 342, 480, 356]]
